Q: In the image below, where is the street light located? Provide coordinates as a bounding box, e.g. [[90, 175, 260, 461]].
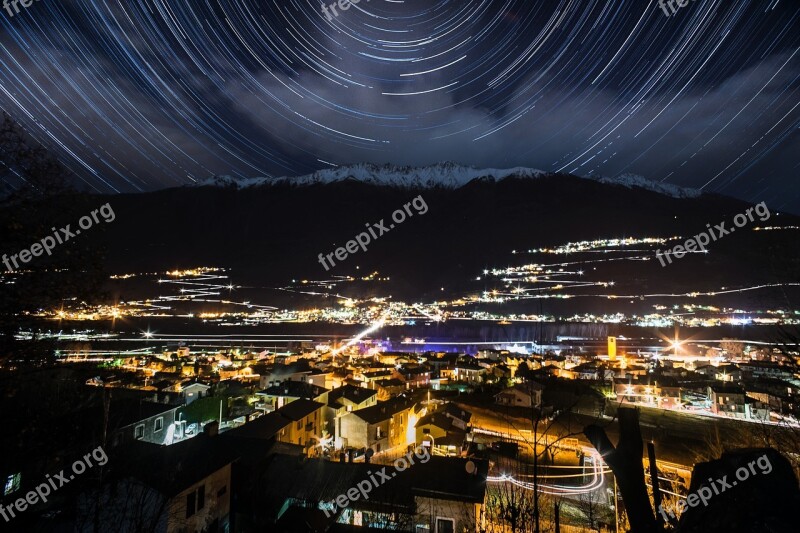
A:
[[670, 339, 682, 357]]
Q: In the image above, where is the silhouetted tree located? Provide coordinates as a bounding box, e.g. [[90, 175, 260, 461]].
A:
[[0, 112, 107, 365]]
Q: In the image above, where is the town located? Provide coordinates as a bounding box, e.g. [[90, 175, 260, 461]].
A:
[[4, 327, 798, 531]]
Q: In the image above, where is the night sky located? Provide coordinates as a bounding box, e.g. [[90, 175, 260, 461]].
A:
[[1, 1, 798, 211]]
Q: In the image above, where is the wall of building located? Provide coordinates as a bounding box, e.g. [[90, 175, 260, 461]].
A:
[[167, 464, 231, 533], [414, 496, 481, 533], [339, 414, 369, 449], [115, 408, 179, 447]]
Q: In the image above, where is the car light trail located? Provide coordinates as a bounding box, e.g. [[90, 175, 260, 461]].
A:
[[488, 451, 608, 495]]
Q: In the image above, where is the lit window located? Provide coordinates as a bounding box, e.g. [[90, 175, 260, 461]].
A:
[[4, 473, 21, 496]]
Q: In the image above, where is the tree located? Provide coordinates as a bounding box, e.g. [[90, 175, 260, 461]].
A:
[[584, 407, 661, 533], [475, 379, 609, 532], [0, 111, 70, 199], [0, 111, 107, 365]]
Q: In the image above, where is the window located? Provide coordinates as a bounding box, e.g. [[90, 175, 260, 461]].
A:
[[217, 485, 227, 497], [186, 491, 196, 518], [134, 424, 145, 440], [436, 517, 455, 533], [186, 485, 205, 518], [4, 473, 21, 496], [197, 484, 205, 511], [154, 417, 164, 433]]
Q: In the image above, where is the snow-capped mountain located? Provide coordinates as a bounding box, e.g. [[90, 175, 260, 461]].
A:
[[195, 162, 701, 199], [196, 162, 547, 189], [589, 173, 701, 199]]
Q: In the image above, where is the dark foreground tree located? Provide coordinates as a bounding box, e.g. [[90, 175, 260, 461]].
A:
[[0, 111, 107, 365]]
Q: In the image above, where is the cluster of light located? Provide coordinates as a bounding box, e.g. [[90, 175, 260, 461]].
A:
[[37, 266, 800, 329], [526, 237, 671, 255], [165, 267, 223, 277]]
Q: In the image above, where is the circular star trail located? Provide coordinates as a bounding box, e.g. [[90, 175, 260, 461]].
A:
[[0, 1, 798, 210]]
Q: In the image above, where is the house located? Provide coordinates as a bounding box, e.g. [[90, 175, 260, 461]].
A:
[[739, 362, 795, 382], [745, 388, 787, 415], [490, 363, 513, 381], [356, 369, 394, 388], [412, 457, 489, 533], [614, 377, 682, 409], [415, 404, 473, 456], [708, 383, 768, 419], [377, 351, 416, 366], [339, 395, 418, 453], [324, 385, 379, 448], [255, 454, 488, 532], [374, 378, 405, 400], [495, 382, 544, 408], [570, 363, 601, 380], [440, 403, 472, 429], [218, 432, 304, 530], [708, 383, 746, 415], [258, 361, 312, 389], [453, 361, 487, 384], [426, 352, 460, 377], [295, 367, 331, 389], [109, 399, 182, 448], [655, 380, 682, 409], [394, 365, 432, 389], [79, 433, 235, 532], [696, 364, 741, 382], [273, 398, 327, 455], [179, 380, 210, 405], [255, 380, 328, 412]]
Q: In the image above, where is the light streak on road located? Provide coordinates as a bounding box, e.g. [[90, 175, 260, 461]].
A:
[[488, 451, 607, 495], [332, 316, 388, 355]]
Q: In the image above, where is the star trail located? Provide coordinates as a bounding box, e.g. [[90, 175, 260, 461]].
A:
[[0, 1, 798, 210]]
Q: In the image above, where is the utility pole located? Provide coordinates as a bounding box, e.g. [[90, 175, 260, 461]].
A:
[[647, 441, 663, 513], [614, 474, 619, 533]]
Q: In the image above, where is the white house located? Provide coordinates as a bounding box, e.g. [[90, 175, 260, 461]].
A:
[[494, 382, 544, 409], [180, 381, 211, 404]]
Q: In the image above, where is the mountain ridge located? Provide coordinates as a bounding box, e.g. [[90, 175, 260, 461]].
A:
[[194, 162, 702, 200]]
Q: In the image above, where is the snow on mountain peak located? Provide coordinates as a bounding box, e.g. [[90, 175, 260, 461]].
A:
[[195, 164, 701, 200], [197, 163, 547, 190], [587, 173, 701, 199]]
